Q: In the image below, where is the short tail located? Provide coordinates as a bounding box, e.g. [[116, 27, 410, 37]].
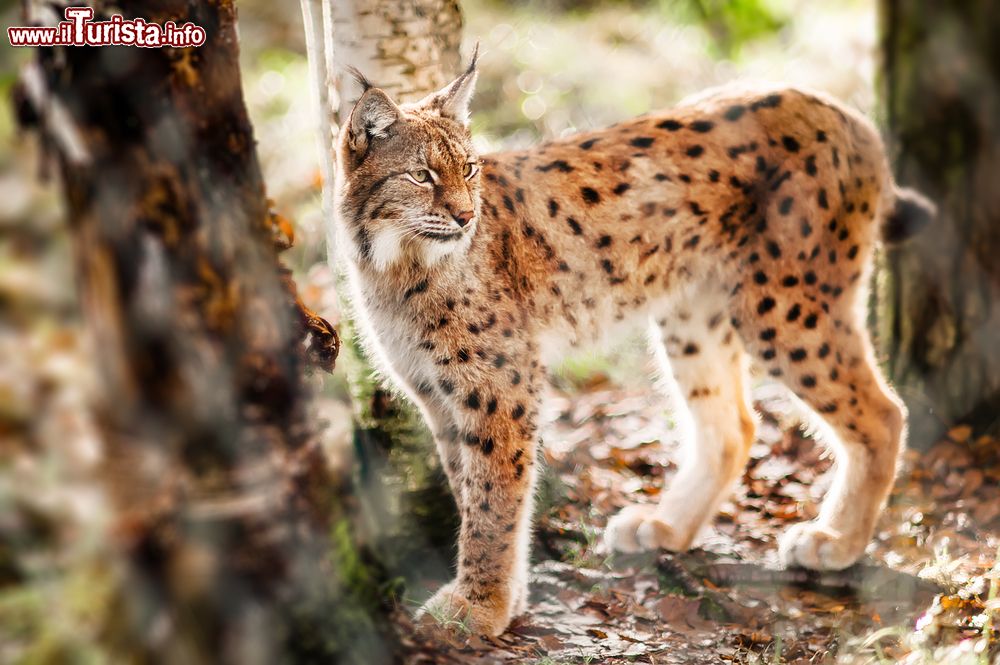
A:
[[882, 187, 936, 244]]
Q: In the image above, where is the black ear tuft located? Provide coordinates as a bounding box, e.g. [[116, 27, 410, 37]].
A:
[[466, 41, 480, 76], [416, 44, 481, 127], [345, 65, 374, 93]]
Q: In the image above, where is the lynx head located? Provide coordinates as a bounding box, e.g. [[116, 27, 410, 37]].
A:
[[335, 51, 481, 271]]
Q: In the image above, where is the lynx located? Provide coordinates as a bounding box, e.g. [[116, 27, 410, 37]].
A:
[[331, 54, 933, 636]]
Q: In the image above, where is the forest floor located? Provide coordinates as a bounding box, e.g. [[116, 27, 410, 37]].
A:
[[399, 384, 1000, 664]]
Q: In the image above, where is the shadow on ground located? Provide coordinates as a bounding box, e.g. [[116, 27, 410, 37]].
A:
[[400, 386, 1000, 663]]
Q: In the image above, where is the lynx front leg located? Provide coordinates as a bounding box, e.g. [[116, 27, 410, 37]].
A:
[[412, 393, 467, 511], [606, 307, 757, 554], [418, 389, 540, 636]]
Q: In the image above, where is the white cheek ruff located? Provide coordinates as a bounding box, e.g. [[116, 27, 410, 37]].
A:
[[370, 226, 405, 271]]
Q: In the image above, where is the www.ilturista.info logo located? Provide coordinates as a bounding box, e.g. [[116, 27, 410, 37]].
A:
[[8, 7, 206, 48]]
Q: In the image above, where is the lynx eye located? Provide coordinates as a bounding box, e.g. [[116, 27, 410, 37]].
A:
[[463, 162, 479, 179], [409, 169, 432, 184]]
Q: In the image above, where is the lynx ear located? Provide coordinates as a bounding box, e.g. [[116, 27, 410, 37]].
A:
[[419, 44, 479, 126], [346, 72, 400, 154]]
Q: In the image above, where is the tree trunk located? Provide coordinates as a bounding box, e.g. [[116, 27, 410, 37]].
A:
[[301, 0, 464, 581], [878, 0, 1000, 446], [16, 1, 393, 662]]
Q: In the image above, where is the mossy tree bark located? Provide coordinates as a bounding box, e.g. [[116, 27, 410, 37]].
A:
[[300, 0, 464, 582], [16, 1, 394, 662], [879, 0, 1000, 446]]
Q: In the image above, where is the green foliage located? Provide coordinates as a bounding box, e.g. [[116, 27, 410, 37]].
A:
[[672, 0, 788, 57]]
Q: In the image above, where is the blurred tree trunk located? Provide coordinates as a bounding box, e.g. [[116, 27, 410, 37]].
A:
[[301, 0, 463, 581], [16, 1, 396, 662], [879, 0, 1000, 446]]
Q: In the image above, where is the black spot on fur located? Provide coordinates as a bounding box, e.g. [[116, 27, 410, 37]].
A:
[[781, 135, 800, 152], [818, 189, 829, 210], [613, 183, 631, 195], [548, 199, 559, 217], [581, 187, 601, 204], [786, 304, 801, 322], [631, 136, 655, 148], [403, 279, 429, 301], [779, 197, 794, 215], [579, 138, 599, 150], [567, 218, 583, 235], [782, 275, 800, 287], [466, 391, 481, 410], [657, 119, 684, 131], [754, 271, 768, 284], [690, 120, 715, 133], [724, 105, 746, 121], [804, 313, 819, 329], [790, 348, 807, 362], [686, 145, 705, 158], [596, 235, 612, 248], [758, 297, 776, 314], [760, 328, 777, 341], [751, 94, 782, 110], [683, 343, 699, 355], [536, 159, 574, 173], [770, 171, 792, 192]]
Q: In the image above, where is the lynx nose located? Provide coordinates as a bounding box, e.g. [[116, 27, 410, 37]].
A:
[[453, 210, 474, 228]]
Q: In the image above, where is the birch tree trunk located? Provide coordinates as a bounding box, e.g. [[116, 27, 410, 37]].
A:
[[878, 0, 1000, 446], [301, 0, 465, 580], [15, 1, 393, 662]]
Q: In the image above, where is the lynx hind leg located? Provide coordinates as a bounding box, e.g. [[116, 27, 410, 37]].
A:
[[739, 283, 904, 571], [605, 303, 757, 554]]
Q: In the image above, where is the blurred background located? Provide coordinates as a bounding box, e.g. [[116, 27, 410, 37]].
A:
[[2, 0, 999, 663]]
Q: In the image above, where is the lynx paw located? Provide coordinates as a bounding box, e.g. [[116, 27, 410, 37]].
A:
[[605, 504, 690, 553], [778, 522, 866, 571], [416, 581, 512, 637]]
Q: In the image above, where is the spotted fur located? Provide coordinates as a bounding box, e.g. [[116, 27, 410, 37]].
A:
[[332, 62, 931, 635]]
